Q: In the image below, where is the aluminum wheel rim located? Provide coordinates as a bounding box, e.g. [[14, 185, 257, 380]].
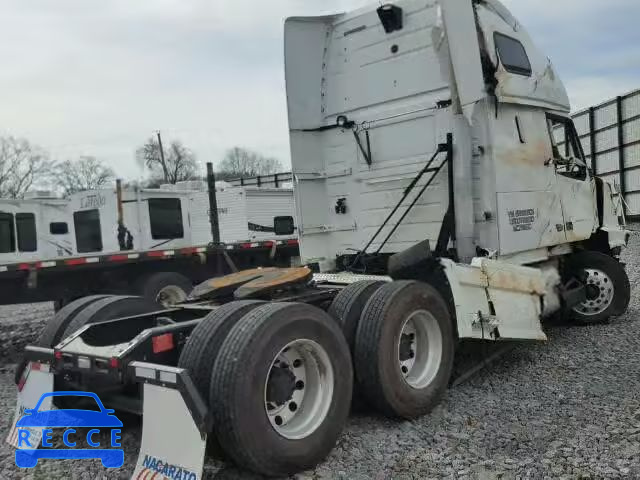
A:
[[573, 268, 615, 316], [398, 310, 443, 389], [155, 285, 188, 307], [264, 339, 334, 440]]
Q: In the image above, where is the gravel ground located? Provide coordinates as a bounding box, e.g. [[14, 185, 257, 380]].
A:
[[0, 231, 639, 479]]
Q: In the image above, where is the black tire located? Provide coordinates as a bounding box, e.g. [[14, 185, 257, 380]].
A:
[[39, 295, 109, 348], [210, 302, 353, 477], [137, 272, 193, 305], [178, 300, 265, 403], [14, 295, 108, 385], [566, 251, 630, 325], [327, 281, 386, 351], [354, 280, 454, 419], [61, 295, 160, 340]]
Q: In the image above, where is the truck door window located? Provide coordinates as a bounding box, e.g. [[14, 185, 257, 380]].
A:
[[148, 198, 184, 240], [494, 32, 532, 76], [16, 213, 37, 252], [547, 114, 588, 181], [0, 212, 15, 253], [74, 209, 103, 253]]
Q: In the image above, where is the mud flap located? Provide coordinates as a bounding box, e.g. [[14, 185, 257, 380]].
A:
[[6, 359, 54, 448], [129, 362, 211, 480]]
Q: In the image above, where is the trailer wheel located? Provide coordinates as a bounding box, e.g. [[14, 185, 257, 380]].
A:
[[354, 280, 454, 419], [138, 272, 193, 307], [178, 300, 265, 402], [61, 295, 160, 340], [210, 302, 352, 477], [566, 251, 630, 324], [328, 280, 386, 351]]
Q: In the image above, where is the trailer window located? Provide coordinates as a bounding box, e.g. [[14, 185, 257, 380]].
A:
[[0, 212, 15, 253], [148, 198, 184, 240], [16, 213, 37, 252], [74, 209, 103, 253], [274, 216, 295, 236], [50, 222, 69, 235], [494, 32, 532, 76]]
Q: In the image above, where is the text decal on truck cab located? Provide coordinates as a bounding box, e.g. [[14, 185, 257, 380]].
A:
[[508, 209, 536, 232]]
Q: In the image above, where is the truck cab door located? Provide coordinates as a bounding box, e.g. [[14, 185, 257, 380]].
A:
[[547, 115, 598, 242], [493, 106, 568, 256]]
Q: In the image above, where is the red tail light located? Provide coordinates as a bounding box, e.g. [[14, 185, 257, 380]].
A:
[[152, 333, 175, 354], [109, 357, 120, 369], [54, 351, 63, 360]]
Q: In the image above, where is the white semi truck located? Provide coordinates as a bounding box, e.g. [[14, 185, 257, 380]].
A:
[[7, 0, 630, 478]]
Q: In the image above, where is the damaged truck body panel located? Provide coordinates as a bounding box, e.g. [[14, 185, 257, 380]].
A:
[[284, 0, 628, 342], [285, 0, 624, 270]]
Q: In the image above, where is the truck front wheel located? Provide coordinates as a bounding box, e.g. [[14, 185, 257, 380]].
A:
[[566, 251, 630, 325]]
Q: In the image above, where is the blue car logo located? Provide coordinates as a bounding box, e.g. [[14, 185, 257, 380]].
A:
[[15, 391, 124, 468]]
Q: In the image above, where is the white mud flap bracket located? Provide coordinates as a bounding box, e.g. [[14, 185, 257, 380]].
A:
[[6, 347, 55, 449], [129, 361, 211, 480], [441, 258, 548, 341]]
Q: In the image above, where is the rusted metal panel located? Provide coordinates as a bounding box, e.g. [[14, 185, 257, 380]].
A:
[[191, 267, 314, 300], [191, 268, 277, 300], [234, 267, 313, 299], [440, 258, 548, 341]]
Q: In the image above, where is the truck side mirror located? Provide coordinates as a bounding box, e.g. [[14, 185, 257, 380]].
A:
[[274, 216, 295, 236]]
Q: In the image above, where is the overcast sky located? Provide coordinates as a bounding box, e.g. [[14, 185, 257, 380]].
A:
[[0, 0, 637, 180]]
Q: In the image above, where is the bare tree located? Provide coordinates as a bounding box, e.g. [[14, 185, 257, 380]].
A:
[[55, 156, 115, 196], [136, 135, 199, 185], [217, 147, 283, 180], [0, 136, 53, 199]]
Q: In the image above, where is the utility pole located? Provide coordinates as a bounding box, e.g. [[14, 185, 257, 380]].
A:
[[156, 131, 169, 182], [207, 162, 221, 244]]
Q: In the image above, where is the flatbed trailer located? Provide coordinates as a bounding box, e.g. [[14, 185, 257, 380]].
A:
[[0, 239, 299, 307]]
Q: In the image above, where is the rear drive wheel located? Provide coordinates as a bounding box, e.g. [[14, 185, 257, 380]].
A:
[[138, 272, 193, 307], [52, 295, 159, 408], [61, 295, 160, 340], [210, 302, 353, 477], [566, 251, 630, 325], [354, 280, 454, 419], [178, 300, 265, 402], [39, 295, 110, 348], [15, 295, 109, 384], [178, 300, 265, 459], [328, 280, 386, 350]]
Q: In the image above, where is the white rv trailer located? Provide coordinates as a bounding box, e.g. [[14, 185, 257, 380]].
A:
[[64, 184, 297, 255], [10, 0, 631, 478], [163, 181, 298, 245], [0, 192, 72, 265], [0, 181, 299, 306]]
